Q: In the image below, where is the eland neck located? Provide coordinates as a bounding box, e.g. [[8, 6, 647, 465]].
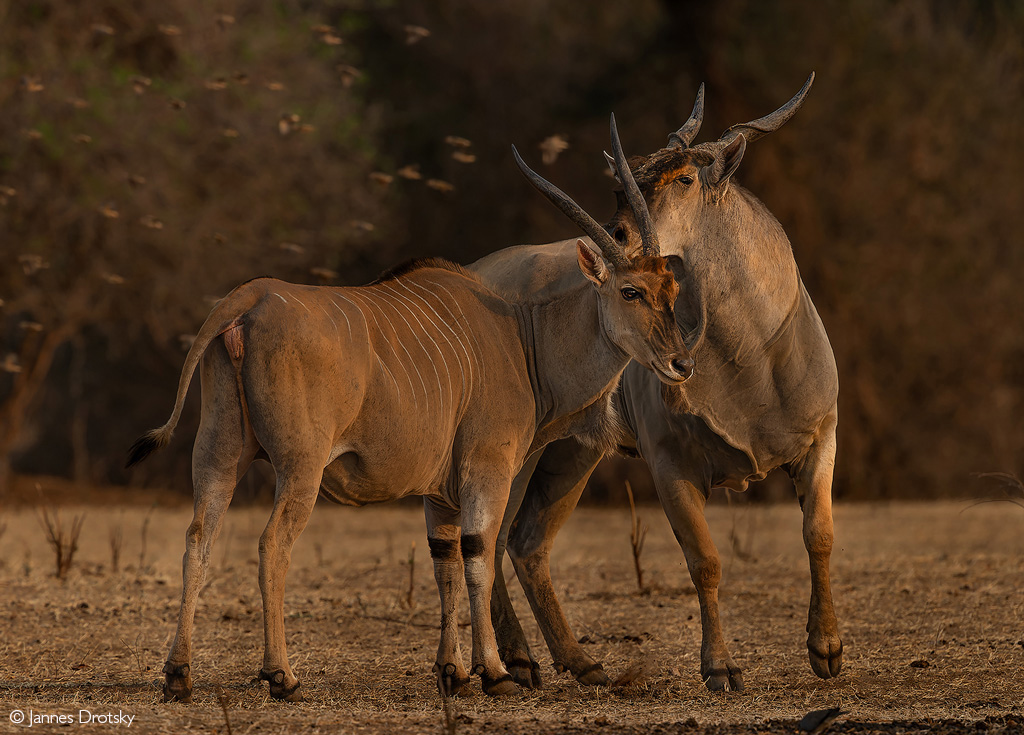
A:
[[515, 284, 629, 448], [659, 185, 802, 351]]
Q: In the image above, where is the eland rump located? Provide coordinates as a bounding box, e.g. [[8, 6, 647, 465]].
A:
[[473, 74, 843, 692], [125, 124, 691, 702]]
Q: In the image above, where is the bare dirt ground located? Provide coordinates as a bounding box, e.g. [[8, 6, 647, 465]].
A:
[[0, 495, 1021, 734]]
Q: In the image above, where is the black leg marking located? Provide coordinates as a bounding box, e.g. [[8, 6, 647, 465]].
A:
[[428, 537, 459, 559], [460, 534, 485, 559]]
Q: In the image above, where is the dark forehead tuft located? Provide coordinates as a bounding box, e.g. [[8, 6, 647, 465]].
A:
[[626, 255, 671, 275], [626, 147, 715, 192], [622, 256, 677, 291]]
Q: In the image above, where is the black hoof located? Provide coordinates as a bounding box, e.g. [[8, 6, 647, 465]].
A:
[[809, 638, 844, 679], [259, 668, 302, 702], [481, 672, 518, 697], [703, 665, 744, 692], [504, 657, 542, 689], [162, 662, 192, 703], [574, 662, 610, 687], [434, 662, 472, 697]]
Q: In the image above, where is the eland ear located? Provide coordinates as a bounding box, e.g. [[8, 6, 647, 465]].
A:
[[576, 239, 610, 285], [701, 133, 746, 199]]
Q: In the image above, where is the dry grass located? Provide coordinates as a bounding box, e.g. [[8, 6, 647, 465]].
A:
[[0, 499, 1021, 733], [35, 506, 85, 580]]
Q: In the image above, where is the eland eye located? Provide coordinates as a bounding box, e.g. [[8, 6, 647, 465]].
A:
[[620, 286, 642, 302]]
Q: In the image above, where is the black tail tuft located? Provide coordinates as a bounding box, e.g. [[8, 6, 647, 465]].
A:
[[125, 432, 161, 469]]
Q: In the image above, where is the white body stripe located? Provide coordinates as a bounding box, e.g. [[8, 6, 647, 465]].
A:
[[329, 294, 354, 341], [335, 291, 413, 408], [373, 288, 443, 417], [401, 280, 471, 411], [318, 303, 338, 334], [381, 283, 456, 416], [346, 290, 426, 412], [425, 279, 487, 384], [377, 354, 402, 403]]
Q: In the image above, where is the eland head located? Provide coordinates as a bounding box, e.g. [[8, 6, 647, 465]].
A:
[[512, 114, 693, 384], [604, 73, 815, 256]]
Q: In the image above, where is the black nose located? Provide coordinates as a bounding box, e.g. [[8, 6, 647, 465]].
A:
[[671, 357, 694, 380]]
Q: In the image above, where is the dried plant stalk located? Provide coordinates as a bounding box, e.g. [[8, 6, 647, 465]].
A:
[[138, 503, 156, 571], [37, 507, 85, 579], [625, 481, 648, 592], [217, 690, 234, 735], [109, 523, 123, 573], [406, 540, 416, 609]]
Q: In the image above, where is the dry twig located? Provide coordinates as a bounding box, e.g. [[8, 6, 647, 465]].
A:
[[405, 540, 416, 609], [37, 507, 85, 579], [625, 481, 648, 592], [108, 522, 123, 573], [119, 634, 145, 676], [438, 666, 458, 735], [217, 690, 234, 735], [726, 493, 756, 563], [138, 503, 156, 571]]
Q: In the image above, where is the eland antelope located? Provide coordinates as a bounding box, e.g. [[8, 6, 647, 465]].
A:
[[472, 74, 843, 692], [125, 120, 692, 702]]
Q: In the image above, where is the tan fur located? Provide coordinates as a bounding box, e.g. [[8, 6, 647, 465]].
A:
[[131, 248, 690, 702], [472, 77, 843, 692]]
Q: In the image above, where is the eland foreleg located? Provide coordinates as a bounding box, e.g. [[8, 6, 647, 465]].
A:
[[459, 473, 518, 696], [425, 500, 471, 696], [647, 451, 743, 692]]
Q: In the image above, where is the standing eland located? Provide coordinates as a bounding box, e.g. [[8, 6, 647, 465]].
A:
[[472, 73, 842, 692], [125, 121, 692, 702]]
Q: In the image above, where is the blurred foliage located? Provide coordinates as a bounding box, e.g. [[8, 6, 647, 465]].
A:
[[1, 0, 1022, 502]]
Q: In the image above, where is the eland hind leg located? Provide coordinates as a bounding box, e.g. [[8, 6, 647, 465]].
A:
[[504, 437, 610, 686], [239, 312, 350, 700], [164, 344, 258, 703], [789, 412, 843, 679], [424, 499, 472, 696], [256, 465, 323, 701]]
